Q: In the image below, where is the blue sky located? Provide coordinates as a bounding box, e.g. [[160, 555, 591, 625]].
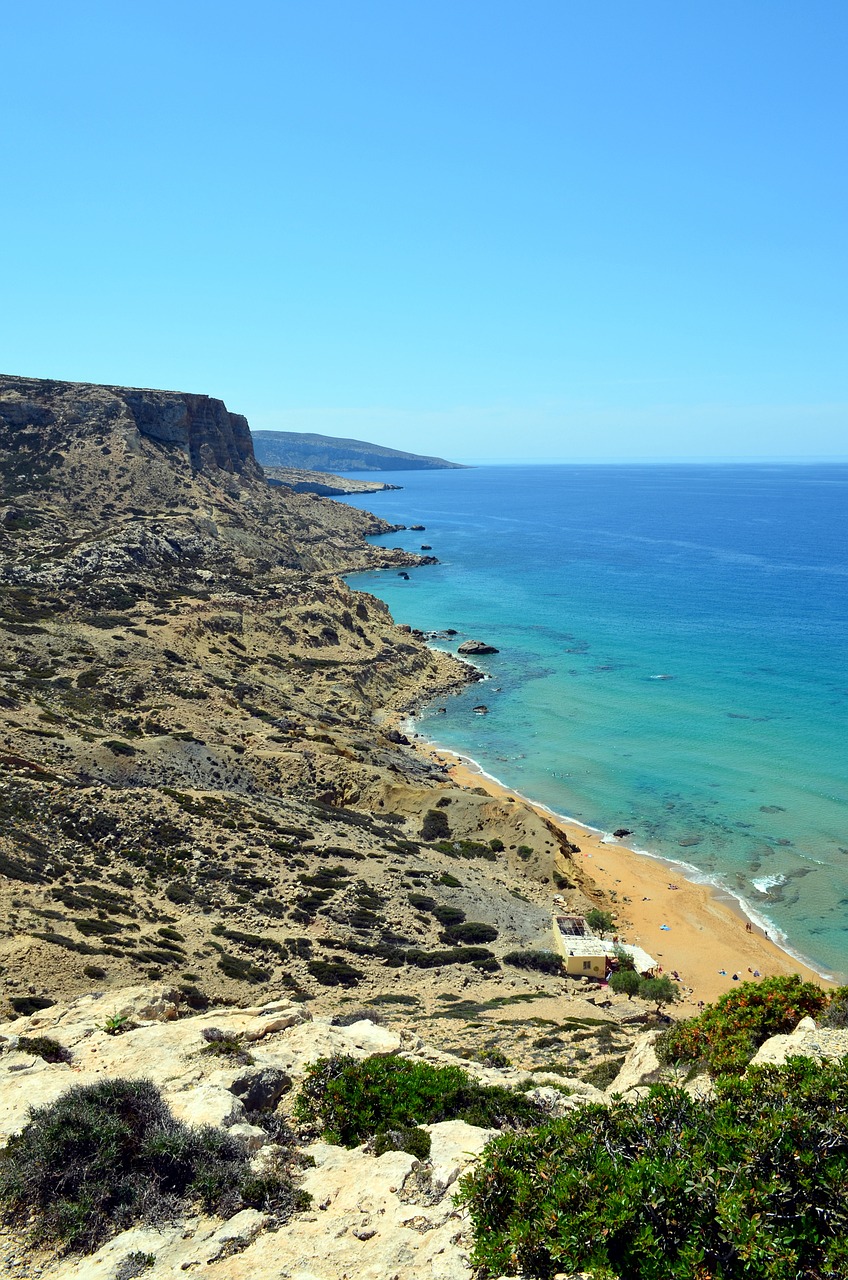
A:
[[1, 2, 845, 461]]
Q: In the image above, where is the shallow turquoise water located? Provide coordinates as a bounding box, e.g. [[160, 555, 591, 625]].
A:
[[343, 465, 848, 979]]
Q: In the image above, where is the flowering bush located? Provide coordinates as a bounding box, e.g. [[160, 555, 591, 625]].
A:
[[656, 975, 828, 1076]]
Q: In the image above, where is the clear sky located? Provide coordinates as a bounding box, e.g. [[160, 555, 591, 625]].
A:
[[1, 2, 845, 461]]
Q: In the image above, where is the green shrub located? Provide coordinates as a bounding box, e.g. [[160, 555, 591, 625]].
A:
[[459, 1056, 848, 1280], [443, 921, 498, 944], [609, 968, 642, 999], [200, 1028, 254, 1065], [490, 838, 505, 852], [404, 946, 498, 971], [438, 872, 462, 888], [432, 903, 466, 927], [822, 985, 848, 1029], [115, 1253, 156, 1280], [420, 810, 451, 841], [215, 951, 269, 984], [584, 907, 616, 935], [164, 881, 192, 905], [655, 975, 828, 1076], [638, 975, 680, 1014], [372, 1126, 432, 1160], [15, 1036, 71, 1064], [294, 1054, 543, 1147], [0, 1078, 305, 1252], [307, 958, 363, 987], [582, 1055, 626, 1088], [408, 892, 437, 912], [503, 949, 563, 976]]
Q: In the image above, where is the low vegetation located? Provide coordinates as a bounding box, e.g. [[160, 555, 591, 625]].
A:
[[459, 1055, 848, 1280], [503, 948, 563, 975], [655, 974, 831, 1076], [0, 1078, 306, 1252], [293, 1053, 544, 1147]]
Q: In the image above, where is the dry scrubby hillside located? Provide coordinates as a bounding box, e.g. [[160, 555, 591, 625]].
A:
[[0, 375, 619, 1071]]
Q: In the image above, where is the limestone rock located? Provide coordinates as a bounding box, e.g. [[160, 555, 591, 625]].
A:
[[606, 1030, 663, 1094], [425, 1119, 495, 1194], [229, 1066, 292, 1112], [168, 1083, 246, 1129], [524, 1085, 583, 1118], [228, 1122, 269, 1152], [116, 987, 181, 1023], [750, 1018, 848, 1069], [457, 640, 499, 655]]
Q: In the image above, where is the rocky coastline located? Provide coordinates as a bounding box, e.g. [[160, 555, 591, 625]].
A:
[[2, 375, 839, 1280]]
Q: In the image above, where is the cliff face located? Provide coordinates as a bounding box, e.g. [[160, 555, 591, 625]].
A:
[[0, 374, 257, 476]]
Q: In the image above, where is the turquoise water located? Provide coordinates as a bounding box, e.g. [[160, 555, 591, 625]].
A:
[[343, 465, 848, 979]]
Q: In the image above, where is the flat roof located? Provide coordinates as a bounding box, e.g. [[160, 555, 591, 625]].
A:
[[557, 934, 656, 972]]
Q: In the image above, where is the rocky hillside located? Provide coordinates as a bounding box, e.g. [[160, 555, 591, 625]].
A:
[[0, 374, 612, 1065], [252, 429, 464, 472]]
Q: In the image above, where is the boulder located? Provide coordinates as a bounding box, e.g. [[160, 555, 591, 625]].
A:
[[230, 1066, 292, 1113], [167, 1083, 245, 1129], [750, 1018, 848, 1069], [117, 989, 180, 1023], [457, 640, 499, 655], [606, 1031, 663, 1094], [228, 1122, 269, 1152], [243, 1006, 310, 1040], [425, 1120, 494, 1194]]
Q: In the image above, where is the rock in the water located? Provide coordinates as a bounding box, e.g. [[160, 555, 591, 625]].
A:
[[457, 640, 499, 656]]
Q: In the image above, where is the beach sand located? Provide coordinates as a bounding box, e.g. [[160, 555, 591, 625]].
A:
[[426, 748, 830, 1008]]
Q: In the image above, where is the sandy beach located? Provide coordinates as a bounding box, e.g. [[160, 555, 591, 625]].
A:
[[416, 743, 831, 1009]]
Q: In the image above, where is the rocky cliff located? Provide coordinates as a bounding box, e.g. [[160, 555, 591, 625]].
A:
[[0, 374, 257, 478], [0, 984, 604, 1280], [0, 374, 601, 1042]]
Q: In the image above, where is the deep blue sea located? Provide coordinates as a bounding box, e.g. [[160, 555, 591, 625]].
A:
[[343, 465, 848, 980]]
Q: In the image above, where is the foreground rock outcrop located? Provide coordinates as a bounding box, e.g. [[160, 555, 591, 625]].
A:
[[0, 985, 595, 1279]]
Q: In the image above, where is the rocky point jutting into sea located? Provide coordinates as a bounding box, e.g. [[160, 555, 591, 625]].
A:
[[0, 374, 843, 1280]]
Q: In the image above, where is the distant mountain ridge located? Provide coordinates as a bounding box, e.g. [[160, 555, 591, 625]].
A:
[[252, 429, 464, 472]]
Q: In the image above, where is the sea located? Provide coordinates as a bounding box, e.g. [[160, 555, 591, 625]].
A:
[[342, 464, 848, 982]]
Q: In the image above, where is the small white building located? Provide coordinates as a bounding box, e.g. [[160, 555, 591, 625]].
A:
[[552, 915, 655, 979]]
